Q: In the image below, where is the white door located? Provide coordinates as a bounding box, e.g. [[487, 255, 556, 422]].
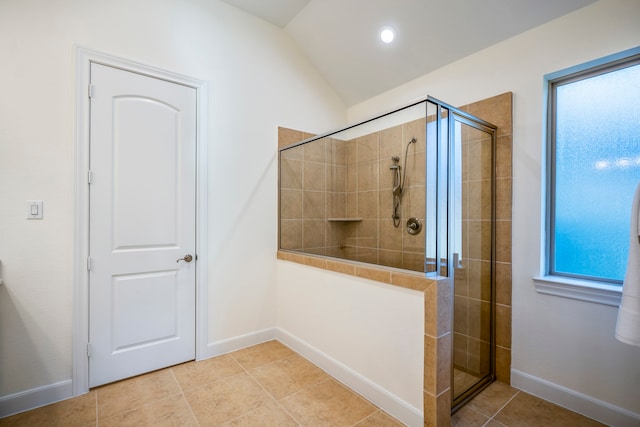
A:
[[88, 63, 197, 387]]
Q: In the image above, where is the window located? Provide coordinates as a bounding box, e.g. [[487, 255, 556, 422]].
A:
[[545, 49, 640, 292]]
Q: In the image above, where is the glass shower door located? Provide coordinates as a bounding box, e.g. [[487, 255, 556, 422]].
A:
[[451, 113, 496, 409]]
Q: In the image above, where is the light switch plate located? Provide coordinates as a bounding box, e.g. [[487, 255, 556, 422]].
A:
[[26, 200, 43, 219]]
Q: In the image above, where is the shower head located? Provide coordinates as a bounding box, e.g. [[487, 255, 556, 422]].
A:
[[409, 137, 416, 144]]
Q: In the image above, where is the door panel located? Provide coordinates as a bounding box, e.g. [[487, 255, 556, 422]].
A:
[[89, 63, 196, 387], [112, 97, 180, 249]]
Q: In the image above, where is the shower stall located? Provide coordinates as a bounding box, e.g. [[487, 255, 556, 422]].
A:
[[278, 96, 497, 412]]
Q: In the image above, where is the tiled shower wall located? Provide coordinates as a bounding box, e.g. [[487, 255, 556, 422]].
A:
[[453, 125, 493, 380], [279, 119, 427, 272], [459, 93, 513, 384]]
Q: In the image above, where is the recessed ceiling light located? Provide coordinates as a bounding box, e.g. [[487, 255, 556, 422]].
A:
[[379, 27, 395, 44]]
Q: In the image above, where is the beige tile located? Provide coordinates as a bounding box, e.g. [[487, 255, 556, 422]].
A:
[[329, 166, 346, 193], [346, 165, 358, 193], [303, 219, 326, 249], [354, 410, 404, 426], [379, 219, 402, 251], [467, 220, 492, 261], [280, 379, 377, 426], [467, 381, 518, 417], [465, 92, 513, 137], [405, 153, 425, 187], [423, 389, 451, 427], [436, 389, 452, 427], [495, 347, 511, 384], [453, 295, 469, 335], [496, 177, 512, 221], [358, 219, 379, 249], [494, 391, 606, 427], [280, 219, 303, 250], [356, 247, 378, 264], [358, 162, 379, 192], [280, 158, 302, 189], [379, 160, 396, 191], [405, 185, 426, 219], [423, 392, 437, 427], [277, 250, 304, 264], [403, 118, 426, 154], [221, 400, 297, 427], [467, 259, 491, 302], [304, 255, 327, 269], [355, 265, 391, 283], [496, 135, 513, 179], [303, 162, 327, 191], [437, 279, 453, 336], [467, 138, 492, 181], [468, 179, 492, 221], [378, 125, 403, 161], [329, 138, 347, 167], [0, 391, 96, 427], [468, 300, 491, 341], [280, 188, 302, 219], [278, 127, 305, 150], [250, 354, 329, 399], [402, 251, 424, 272], [424, 333, 452, 395], [185, 373, 272, 426], [451, 404, 490, 427], [99, 394, 197, 427], [496, 220, 512, 263], [391, 271, 431, 292], [304, 137, 326, 163], [496, 304, 512, 349], [495, 262, 512, 306], [378, 249, 403, 269], [171, 355, 244, 392], [303, 190, 325, 219], [230, 341, 294, 370], [326, 259, 356, 275], [97, 369, 181, 419], [356, 133, 379, 163], [358, 190, 379, 218]]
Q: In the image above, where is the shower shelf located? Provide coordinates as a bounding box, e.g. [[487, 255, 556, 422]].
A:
[[327, 217, 363, 222]]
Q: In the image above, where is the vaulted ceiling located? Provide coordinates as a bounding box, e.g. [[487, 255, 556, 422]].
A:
[[220, 0, 596, 106]]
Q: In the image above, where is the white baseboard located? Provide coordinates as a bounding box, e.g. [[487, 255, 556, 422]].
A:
[[276, 328, 423, 427], [511, 369, 640, 427], [204, 327, 277, 359], [0, 380, 73, 418]]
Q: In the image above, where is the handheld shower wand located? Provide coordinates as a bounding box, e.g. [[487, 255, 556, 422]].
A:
[[390, 137, 417, 227]]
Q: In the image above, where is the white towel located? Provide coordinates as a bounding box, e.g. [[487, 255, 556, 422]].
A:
[[615, 182, 640, 346]]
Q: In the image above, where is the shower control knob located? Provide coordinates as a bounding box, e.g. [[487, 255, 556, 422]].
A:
[[406, 217, 422, 235], [176, 254, 193, 263]]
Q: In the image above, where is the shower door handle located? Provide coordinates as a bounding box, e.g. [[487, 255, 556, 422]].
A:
[[176, 254, 193, 263]]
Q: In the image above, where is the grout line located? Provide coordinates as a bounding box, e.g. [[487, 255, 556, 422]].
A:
[[167, 366, 199, 425], [483, 390, 520, 427]]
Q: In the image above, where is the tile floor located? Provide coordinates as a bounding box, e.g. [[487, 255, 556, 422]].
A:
[[451, 381, 606, 427], [0, 340, 606, 427]]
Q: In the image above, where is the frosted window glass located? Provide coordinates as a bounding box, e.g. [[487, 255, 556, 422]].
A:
[[552, 63, 640, 283]]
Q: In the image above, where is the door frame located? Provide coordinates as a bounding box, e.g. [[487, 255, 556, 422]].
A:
[[73, 47, 208, 395]]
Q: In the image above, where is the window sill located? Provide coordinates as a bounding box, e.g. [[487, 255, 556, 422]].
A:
[[532, 275, 622, 307]]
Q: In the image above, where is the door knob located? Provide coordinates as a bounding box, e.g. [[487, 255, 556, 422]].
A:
[[176, 254, 193, 263]]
